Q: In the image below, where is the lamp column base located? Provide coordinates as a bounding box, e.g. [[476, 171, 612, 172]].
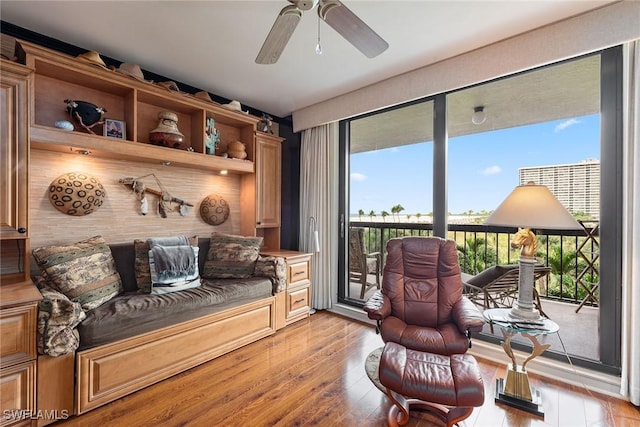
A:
[[510, 257, 541, 320]]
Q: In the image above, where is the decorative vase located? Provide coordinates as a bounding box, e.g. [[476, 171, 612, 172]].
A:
[[149, 111, 187, 150], [227, 140, 247, 159]]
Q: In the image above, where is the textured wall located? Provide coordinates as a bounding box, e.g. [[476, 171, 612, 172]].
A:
[[29, 149, 241, 255]]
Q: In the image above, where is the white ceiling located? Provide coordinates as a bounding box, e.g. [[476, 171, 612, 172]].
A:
[[0, 1, 615, 119]]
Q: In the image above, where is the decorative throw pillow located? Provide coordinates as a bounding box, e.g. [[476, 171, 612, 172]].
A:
[[36, 281, 86, 356], [148, 246, 201, 295], [134, 235, 198, 293], [254, 256, 287, 293], [202, 232, 263, 279], [32, 235, 122, 311]]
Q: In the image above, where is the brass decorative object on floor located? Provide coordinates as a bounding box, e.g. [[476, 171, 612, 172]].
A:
[[484, 307, 560, 418]]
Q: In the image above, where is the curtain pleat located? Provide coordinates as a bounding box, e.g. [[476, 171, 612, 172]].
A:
[[621, 40, 640, 406], [299, 123, 339, 310]]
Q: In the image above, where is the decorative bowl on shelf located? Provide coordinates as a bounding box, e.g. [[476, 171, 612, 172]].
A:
[[149, 111, 188, 150]]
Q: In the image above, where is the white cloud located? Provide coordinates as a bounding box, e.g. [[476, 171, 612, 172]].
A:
[[481, 165, 502, 176], [351, 172, 367, 182], [555, 118, 580, 132]]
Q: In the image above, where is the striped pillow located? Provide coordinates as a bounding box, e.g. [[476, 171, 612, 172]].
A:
[[202, 233, 263, 279], [32, 236, 122, 311]]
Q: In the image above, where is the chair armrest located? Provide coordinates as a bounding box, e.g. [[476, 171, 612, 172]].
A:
[[452, 296, 485, 334], [36, 281, 86, 357], [363, 290, 391, 320], [254, 256, 287, 293]]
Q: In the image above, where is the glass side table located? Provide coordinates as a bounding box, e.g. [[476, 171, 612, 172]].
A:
[[483, 308, 559, 418]]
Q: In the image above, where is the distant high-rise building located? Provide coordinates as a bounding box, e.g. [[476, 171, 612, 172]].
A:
[[519, 159, 600, 219]]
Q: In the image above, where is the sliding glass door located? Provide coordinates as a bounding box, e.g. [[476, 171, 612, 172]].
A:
[[338, 48, 622, 373], [339, 100, 434, 304]]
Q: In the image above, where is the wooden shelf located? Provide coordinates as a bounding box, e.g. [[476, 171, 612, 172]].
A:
[[30, 125, 254, 174], [18, 40, 259, 174]]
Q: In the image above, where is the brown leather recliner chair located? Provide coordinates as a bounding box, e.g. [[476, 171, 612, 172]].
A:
[[364, 236, 485, 355]]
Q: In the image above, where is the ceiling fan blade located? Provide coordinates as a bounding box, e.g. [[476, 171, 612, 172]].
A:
[[256, 5, 303, 64], [318, 0, 388, 58]]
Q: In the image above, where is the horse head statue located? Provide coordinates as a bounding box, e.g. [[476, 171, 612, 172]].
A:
[[511, 227, 537, 258]]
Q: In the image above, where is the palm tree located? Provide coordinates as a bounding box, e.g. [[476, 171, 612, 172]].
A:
[[456, 237, 497, 274], [357, 209, 364, 221], [416, 212, 422, 222], [390, 205, 399, 222], [547, 246, 578, 298], [381, 210, 389, 222], [368, 210, 375, 221]]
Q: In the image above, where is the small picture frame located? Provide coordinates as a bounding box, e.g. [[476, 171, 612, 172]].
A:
[[104, 119, 126, 139]]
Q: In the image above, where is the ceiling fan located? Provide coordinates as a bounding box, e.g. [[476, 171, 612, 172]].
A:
[[255, 0, 389, 64]]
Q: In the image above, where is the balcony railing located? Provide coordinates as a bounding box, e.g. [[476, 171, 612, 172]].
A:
[[349, 220, 599, 307]]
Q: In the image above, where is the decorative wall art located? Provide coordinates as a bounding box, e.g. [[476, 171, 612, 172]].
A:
[[48, 172, 105, 216], [119, 173, 193, 218], [199, 194, 230, 226]]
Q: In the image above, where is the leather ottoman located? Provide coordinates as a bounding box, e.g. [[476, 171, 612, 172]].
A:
[[379, 342, 485, 427]]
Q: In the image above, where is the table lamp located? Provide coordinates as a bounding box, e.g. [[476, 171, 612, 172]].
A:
[[485, 182, 581, 319]]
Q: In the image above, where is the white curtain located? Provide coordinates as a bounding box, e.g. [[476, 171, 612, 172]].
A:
[[621, 40, 640, 406], [299, 123, 339, 310]]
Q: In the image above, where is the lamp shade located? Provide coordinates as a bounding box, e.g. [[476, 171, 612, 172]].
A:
[[485, 182, 581, 230]]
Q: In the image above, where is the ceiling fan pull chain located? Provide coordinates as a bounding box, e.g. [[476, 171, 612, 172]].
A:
[[316, 13, 323, 55]]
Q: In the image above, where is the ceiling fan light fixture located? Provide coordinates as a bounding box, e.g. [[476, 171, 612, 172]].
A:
[[257, 0, 388, 64], [297, 0, 318, 11]]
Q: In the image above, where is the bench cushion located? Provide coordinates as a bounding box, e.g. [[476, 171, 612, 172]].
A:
[[77, 277, 272, 349]]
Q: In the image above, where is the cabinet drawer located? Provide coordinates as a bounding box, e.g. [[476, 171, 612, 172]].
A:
[[0, 305, 36, 367], [0, 360, 36, 427], [287, 286, 310, 318], [288, 261, 309, 285]]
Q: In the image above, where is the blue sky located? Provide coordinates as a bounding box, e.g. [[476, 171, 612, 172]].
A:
[[350, 114, 600, 215]]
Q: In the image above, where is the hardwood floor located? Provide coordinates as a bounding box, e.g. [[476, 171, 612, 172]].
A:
[[54, 311, 639, 427]]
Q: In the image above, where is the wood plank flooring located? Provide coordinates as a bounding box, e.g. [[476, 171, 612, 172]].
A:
[[54, 311, 639, 427]]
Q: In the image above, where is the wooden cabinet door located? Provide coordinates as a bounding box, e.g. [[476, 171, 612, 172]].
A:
[[0, 304, 37, 368], [255, 134, 281, 228], [0, 361, 36, 427], [0, 62, 29, 239]]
